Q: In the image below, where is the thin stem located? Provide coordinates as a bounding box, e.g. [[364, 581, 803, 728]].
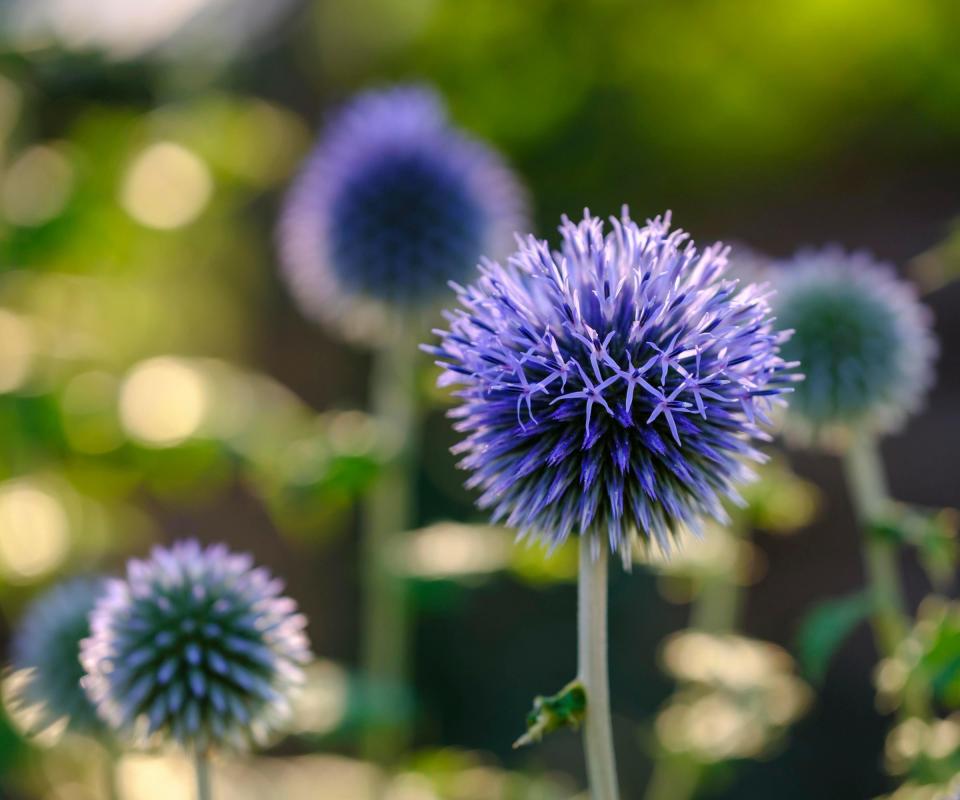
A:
[[102, 744, 120, 800], [643, 756, 700, 800], [688, 571, 741, 634], [360, 327, 420, 764], [843, 435, 930, 719], [644, 526, 745, 800], [578, 534, 620, 800], [842, 436, 908, 656], [194, 751, 212, 800]]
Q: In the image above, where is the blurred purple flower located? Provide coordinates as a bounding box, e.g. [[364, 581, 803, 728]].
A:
[[279, 84, 527, 341], [426, 209, 797, 563], [81, 540, 310, 750]]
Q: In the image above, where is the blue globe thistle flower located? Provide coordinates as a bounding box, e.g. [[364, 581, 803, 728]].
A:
[[279, 84, 527, 341], [772, 247, 937, 440], [426, 210, 797, 563], [80, 540, 311, 750], [8, 577, 107, 737]]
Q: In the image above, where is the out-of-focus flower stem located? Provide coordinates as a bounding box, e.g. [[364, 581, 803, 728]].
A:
[[843, 436, 907, 651], [643, 755, 700, 800], [194, 751, 211, 800], [361, 328, 419, 766], [843, 435, 930, 719], [103, 746, 119, 800], [578, 534, 621, 800], [643, 525, 745, 800], [689, 570, 742, 634]]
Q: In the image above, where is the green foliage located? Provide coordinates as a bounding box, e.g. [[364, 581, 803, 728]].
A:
[[884, 715, 960, 788], [871, 507, 960, 588], [907, 601, 960, 709], [514, 680, 587, 749], [0, 704, 26, 776], [796, 592, 873, 684]]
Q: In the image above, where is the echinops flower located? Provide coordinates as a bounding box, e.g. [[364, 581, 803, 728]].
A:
[[80, 540, 311, 750], [772, 247, 936, 440], [8, 577, 106, 737], [426, 209, 797, 563], [279, 84, 527, 341]]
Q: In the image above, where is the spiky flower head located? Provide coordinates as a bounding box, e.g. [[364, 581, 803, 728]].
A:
[[80, 540, 311, 751], [772, 247, 936, 441], [426, 209, 797, 564], [279, 84, 527, 342], [8, 577, 106, 738]]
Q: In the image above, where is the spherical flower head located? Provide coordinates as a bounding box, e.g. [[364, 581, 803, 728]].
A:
[[427, 209, 797, 563], [8, 577, 107, 738], [80, 540, 311, 751], [279, 84, 527, 342], [772, 247, 937, 442]]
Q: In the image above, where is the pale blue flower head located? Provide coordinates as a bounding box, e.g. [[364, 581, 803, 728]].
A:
[[9, 577, 107, 738], [80, 540, 311, 751], [426, 209, 797, 564], [279, 84, 527, 342], [772, 247, 937, 441]]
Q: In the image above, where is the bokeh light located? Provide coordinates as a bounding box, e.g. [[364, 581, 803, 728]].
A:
[[395, 523, 512, 580], [290, 660, 350, 736], [0, 478, 69, 582], [655, 632, 811, 763], [118, 357, 209, 446], [0, 0, 298, 60], [0, 310, 35, 393], [120, 142, 212, 230], [661, 632, 793, 691]]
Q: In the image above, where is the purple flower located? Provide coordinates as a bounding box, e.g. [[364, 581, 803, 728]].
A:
[[80, 540, 311, 750], [426, 210, 797, 563], [772, 247, 937, 439], [279, 84, 527, 342]]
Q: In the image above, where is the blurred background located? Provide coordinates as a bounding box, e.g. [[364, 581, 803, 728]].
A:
[[0, 0, 959, 798]]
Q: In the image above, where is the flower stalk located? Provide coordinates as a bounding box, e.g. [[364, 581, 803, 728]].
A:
[[194, 751, 212, 800], [842, 435, 908, 656], [578, 534, 620, 800], [643, 525, 746, 800], [361, 328, 419, 763], [843, 434, 931, 719], [103, 745, 120, 800]]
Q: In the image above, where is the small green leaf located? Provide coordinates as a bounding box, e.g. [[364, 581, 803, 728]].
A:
[[513, 680, 586, 749], [797, 592, 873, 684], [868, 517, 906, 545]]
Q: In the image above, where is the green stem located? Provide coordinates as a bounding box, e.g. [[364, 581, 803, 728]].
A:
[[689, 571, 741, 634], [360, 328, 419, 764], [843, 435, 931, 719], [103, 745, 119, 800], [842, 436, 908, 657], [643, 756, 700, 800], [194, 751, 212, 800], [578, 534, 620, 800], [644, 527, 745, 800]]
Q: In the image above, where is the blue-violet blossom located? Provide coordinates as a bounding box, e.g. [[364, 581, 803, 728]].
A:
[[279, 84, 527, 341], [427, 210, 798, 563], [81, 540, 311, 750]]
